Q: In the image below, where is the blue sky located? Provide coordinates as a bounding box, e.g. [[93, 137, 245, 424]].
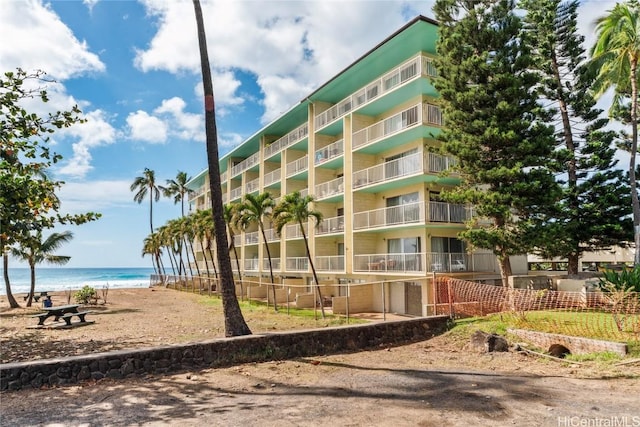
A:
[[1, 0, 618, 268]]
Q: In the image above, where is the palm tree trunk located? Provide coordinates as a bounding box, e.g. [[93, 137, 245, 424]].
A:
[[260, 225, 278, 311], [300, 222, 325, 318], [229, 238, 244, 299], [193, 0, 251, 336], [148, 186, 154, 235], [630, 58, 640, 266], [2, 252, 19, 308], [27, 261, 36, 308]]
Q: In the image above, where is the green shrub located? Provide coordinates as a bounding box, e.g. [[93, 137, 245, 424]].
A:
[[598, 266, 640, 293], [74, 285, 97, 304]]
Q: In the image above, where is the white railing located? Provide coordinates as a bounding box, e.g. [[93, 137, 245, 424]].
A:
[[263, 257, 281, 271], [264, 122, 309, 158], [244, 258, 259, 271], [189, 186, 207, 202], [286, 222, 308, 240], [423, 103, 443, 126], [353, 252, 497, 273], [286, 257, 309, 271], [286, 155, 308, 177], [315, 54, 431, 130], [222, 193, 228, 204], [231, 152, 260, 177], [244, 231, 259, 245], [426, 152, 457, 173], [316, 216, 345, 235], [264, 228, 279, 242], [220, 171, 227, 183], [315, 176, 344, 200], [353, 202, 424, 230], [245, 177, 259, 194], [315, 139, 344, 165], [354, 253, 425, 273], [232, 235, 241, 247], [427, 202, 469, 223], [299, 188, 308, 198], [422, 56, 437, 77], [315, 255, 345, 272], [230, 187, 243, 201], [353, 151, 422, 188], [264, 168, 281, 186]]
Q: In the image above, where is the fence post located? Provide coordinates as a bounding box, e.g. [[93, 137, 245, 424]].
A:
[[447, 278, 454, 318], [382, 282, 386, 322]]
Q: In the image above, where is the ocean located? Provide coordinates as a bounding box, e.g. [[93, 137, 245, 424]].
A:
[[0, 267, 156, 295]]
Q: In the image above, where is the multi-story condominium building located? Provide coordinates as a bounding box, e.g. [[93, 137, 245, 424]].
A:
[[187, 15, 526, 316]]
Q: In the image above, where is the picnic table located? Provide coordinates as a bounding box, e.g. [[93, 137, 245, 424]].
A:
[[31, 304, 92, 327]]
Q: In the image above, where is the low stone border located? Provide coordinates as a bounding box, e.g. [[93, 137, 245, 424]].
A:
[[1, 316, 448, 392], [507, 328, 628, 356]]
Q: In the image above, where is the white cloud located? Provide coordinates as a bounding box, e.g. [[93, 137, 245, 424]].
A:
[[126, 110, 168, 143], [219, 132, 245, 149], [57, 179, 134, 214], [0, 0, 104, 80]]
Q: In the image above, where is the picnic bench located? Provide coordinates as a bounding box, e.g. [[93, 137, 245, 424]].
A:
[[30, 304, 92, 327], [23, 291, 50, 302]]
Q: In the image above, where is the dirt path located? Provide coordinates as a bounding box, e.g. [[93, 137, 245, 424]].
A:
[[2, 344, 639, 426]]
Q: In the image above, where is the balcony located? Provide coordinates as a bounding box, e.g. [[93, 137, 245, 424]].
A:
[[286, 155, 308, 178], [244, 258, 259, 271], [264, 228, 279, 242], [230, 187, 242, 201], [232, 235, 241, 247], [354, 252, 497, 273], [245, 178, 259, 194], [315, 139, 344, 166], [352, 103, 442, 151], [286, 257, 309, 272], [315, 54, 435, 131], [286, 223, 308, 240], [353, 151, 456, 189], [264, 168, 281, 187], [264, 122, 309, 159], [244, 231, 259, 245], [231, 152, 259, 177], [354, 253, 425, 273], [354, 202, 424, 230], [263, 257, 281, 271], [220, 171, 227, 183], [315, 255, 345, 272], [428, 201, 469, 223], [316, 215, 345, 235], [315, 176, 344, 201]]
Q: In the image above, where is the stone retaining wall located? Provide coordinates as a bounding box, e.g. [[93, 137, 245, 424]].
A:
[[0, 316, 449, 392], [508, 328, 628, 356]]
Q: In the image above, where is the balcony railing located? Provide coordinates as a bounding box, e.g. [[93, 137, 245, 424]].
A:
[[316, 215, 345, 235], [245, 178, 259, 194], [353, 102, 442, 150], [315, 176, 344, 200], [315, 54, 434, 130], [244, 258, 259, 271], [353, 151, 457, 189], [428, 201, 469, 223], [230, 187, 243, 201], [354, 202, 424, 230], [286, 257, 309, 271], [264, 228, 279, 242], [263, 257, 281, 271], [232, 235, 241, 247], [315, 139, 344, 165], [286, 155, 308, 177], [264, 122, 309, 158], [231, 152, 260, 177], [353, 252, 497, 273], [189, 186, 207, 202], [244, 231, 259, 245], [220, 171, 227, 183], [286, 223, 308, 240], [264, 168, 281, 186], [315, 255, 345, 272]]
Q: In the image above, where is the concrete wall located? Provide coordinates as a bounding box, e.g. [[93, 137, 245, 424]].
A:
[[0, 316, 449, 392]]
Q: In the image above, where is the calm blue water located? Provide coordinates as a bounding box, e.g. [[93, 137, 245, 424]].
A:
[[0, 268, 155, 295]]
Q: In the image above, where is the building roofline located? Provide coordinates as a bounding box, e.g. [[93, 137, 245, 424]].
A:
[[304, 15, 438, 102]]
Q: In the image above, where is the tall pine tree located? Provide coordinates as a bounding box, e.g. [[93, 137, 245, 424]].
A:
[[522, 0, 633, 275], [433, 0, 558, 285]]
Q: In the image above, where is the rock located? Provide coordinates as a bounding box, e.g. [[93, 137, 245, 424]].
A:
[[470, 330, 509, 353]]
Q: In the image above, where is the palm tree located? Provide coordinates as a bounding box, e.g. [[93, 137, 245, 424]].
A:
[[590, 1, 640, 264], [192, 0, 251, 336], [193, 209, 218, 284], [11, 231, 73, 307], [161, 171, 193, 217], [273, 191, 325, 318], [236, 192, 278, 310], [130, 168, 162, 235], [224, 203, 243, 297], [143, 232, 165, 276]]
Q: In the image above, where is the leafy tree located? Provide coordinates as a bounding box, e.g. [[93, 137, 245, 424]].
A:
[[521, 0, 633, 274], [432, 0, 558, 285], [130, 168, 161, 235], [236, 192, 278, 311], [11, 231, 73, 306], [589, 0, 640, 265], [192, 0, 251, 336], [1, 69, 100, 308], [272, 191, 325, 318]]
